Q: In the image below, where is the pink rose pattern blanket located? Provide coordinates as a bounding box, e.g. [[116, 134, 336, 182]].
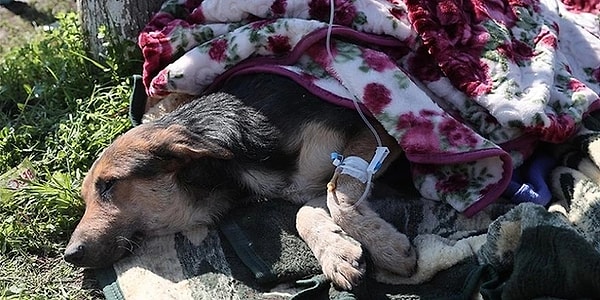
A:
[[139, 0, 600, 216]]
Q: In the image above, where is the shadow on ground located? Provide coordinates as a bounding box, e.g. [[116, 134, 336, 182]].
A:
[[2, 0, 56, 25]]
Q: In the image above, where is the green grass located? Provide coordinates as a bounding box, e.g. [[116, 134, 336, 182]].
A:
[[0, 12, 141, 299]]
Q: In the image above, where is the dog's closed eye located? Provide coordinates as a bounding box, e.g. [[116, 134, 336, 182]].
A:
[[96, 179, 116, 201]]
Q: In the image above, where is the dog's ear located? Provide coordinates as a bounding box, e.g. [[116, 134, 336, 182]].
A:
[[152, 124, 233, 160]]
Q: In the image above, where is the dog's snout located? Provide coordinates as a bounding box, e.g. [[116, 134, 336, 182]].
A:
[[64, 243, 85, 265]]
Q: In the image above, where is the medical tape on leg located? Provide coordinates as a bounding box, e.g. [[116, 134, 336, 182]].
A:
[[331, 154, 369, 183], [330, 147, 390, 207], [330, 147, 389, 183]]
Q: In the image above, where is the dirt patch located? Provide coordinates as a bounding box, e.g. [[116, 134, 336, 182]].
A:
[[0, 0, 76, 54]]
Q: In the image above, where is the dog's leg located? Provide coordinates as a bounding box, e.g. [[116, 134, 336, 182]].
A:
[[327, 129, 417, 277], [296, 198, 366, 290]]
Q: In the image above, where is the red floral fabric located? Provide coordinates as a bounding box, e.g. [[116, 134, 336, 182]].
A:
[[138, 0, 600, 215]]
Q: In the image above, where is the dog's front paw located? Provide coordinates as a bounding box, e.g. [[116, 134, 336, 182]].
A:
[[326, 173, 418, 278], [318, 232, 366, 290]]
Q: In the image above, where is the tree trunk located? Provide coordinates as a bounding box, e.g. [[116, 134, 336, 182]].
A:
[[77, 0, 163, 58]]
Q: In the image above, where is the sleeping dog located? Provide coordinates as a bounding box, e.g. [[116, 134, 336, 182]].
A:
[[64, 73, 417, 289]]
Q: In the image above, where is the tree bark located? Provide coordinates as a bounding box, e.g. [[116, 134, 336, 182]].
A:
[[77, 0, 163, 58]]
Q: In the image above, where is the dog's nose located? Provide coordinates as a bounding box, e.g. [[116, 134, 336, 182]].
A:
[[64, 244, 85, 265]]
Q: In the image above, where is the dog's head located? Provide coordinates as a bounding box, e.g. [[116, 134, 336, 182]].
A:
[[64, 123, 234, 268]]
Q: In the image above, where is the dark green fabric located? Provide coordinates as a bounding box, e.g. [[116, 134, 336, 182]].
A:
[[360, 258, 479, 300], [128, 74, 146, 127], [471, 265, 505, 300], [220, 199, 322, 285], [95, 267, 124, 300], [503, 226, 600, 299], [479, 226, 600, 300], [219, 220, 276, 283], [217, 199, 483, 299]]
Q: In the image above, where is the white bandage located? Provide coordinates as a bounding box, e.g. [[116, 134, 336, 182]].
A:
[[330, 147, 390, 184], [330, 147, 390, 207], [338, 156, 369, 183]]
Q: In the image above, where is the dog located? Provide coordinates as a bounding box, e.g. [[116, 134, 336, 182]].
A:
[[64, 73, 417, 289]]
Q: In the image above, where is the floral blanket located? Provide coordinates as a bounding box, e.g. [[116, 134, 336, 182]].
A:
[[139, 0, 600, 215]]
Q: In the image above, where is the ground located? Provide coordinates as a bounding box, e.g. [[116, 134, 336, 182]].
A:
[[0, 0, 76, 55], [1, 1, 99, 299]]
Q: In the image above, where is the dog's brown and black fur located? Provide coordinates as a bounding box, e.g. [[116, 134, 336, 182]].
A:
[[64, 73, 416, 289]]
